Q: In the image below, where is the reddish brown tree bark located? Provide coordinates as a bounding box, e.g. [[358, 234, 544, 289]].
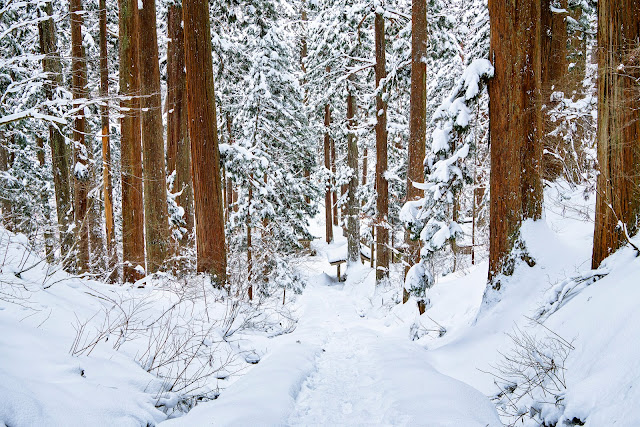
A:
[[119, 0, 145, 282], [488, 0, 544, 284], [70, 0, 90, 274], [167, 4, 194, 245], [405, 0, 427, 276], [184, 0, 228, 282], [375, 12, 389, 282], [138, 0, 170, 273], [592, 0, 640, 268], [99, 0, 117, 281]]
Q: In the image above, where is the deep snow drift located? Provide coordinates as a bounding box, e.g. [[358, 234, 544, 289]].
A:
[[1, 182, 639, 426]]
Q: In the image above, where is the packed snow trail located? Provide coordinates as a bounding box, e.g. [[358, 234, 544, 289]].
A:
[[164, 247, 501, 426]]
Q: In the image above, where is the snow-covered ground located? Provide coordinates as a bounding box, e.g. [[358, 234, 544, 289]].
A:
[[2, 182, 639, 426]]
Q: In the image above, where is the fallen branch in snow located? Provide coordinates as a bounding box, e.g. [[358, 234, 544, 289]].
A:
[[534, 268, 609, 322]]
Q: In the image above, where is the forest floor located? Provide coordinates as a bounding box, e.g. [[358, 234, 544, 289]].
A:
[[2, 181, 640, 426]]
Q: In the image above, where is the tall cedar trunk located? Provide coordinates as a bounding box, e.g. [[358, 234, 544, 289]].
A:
[[36, 137, 55, 262], [592, 0, 640, 268], [346, 85, 360, 263], [167, 4, 194, 245], [119, 0, 145, 282], [405, 0, 427, 276], [70, 0, 90, 274], [375, 12, 389, 282], [99, 0, 117, 281], [138, 0, 170, 273], [184, 0, 228, 282], [38, 2, 73, 263], [324, 101, 333, 243], [488, 0, 543, 283], [521, 1, 544, 221]]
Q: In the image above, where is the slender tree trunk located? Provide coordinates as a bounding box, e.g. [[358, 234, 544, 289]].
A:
[[87, 109, 106, 274], [331, 130, 338, 226], [119, 0, 145, 282], [138, 0, 170, 274], [38, 2, 73, 263], [36, 137, 55, 262], [324, 97, 333, 243], [543, 1, 568, 180], [70, 0, 90, 274], [99, 0, 117, 281], [167, 4, 194, 246], [487, 0, 543, 284], [247, 180, 253, 299], [375, 12, 389, 282], [405, 0, 427, 276], [184, 0, 227, 282], [225, 114, 234, 216], [0, 135, 10, 230], [346, 84, 360, 264], [592, 0, 640, 268]]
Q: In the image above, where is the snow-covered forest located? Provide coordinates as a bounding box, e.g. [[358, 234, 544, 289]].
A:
[[1, 0, 639, 425]]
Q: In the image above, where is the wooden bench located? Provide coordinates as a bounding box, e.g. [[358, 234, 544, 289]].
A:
[[326, 244, 348, 282]]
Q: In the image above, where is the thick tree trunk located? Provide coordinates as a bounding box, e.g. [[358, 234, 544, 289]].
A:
[[70, 0, 90, 274], [167, 4, 194, 245], [99, 0, 117, 281], [138, 0, 170, 274], [488, 0, 543, 284], [405, 0, 428, 276], [119, 0, 145, 282], [184, 0, 228, 282], [346, 85, 360, 264], [38, 2, 73, 263], [324, 101, 333, 244], [375, 12, 389, 282], [592, 0, 640, 268]]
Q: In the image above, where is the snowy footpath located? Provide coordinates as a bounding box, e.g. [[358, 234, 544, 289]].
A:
[[164, 247, 501, 426]]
